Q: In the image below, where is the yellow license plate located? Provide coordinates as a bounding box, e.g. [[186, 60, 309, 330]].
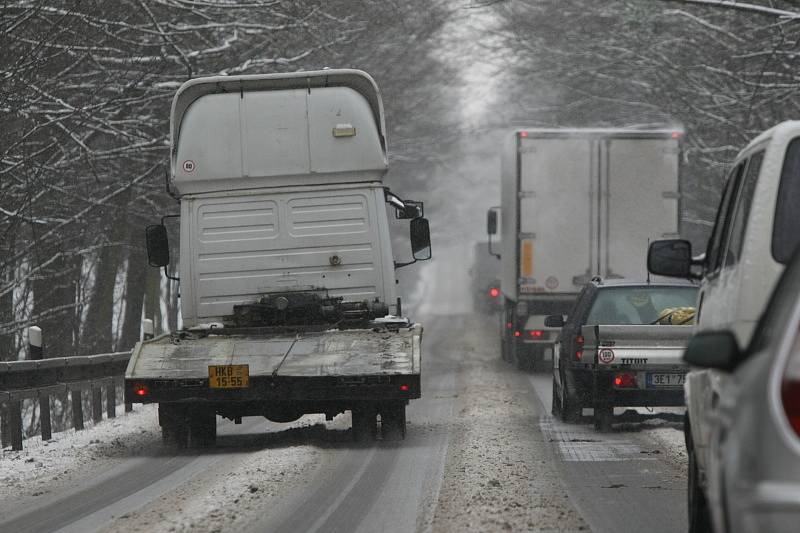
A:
[[208, 364, 249, 389]]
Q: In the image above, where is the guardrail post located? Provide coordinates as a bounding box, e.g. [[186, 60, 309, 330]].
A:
[[1, 402, 10, 448], [9, 400, 22, 451], [107, 382, 116, 419], [71, 389, 84, 431], [39, 393, 52, 441], [92, 385, 103, 424]]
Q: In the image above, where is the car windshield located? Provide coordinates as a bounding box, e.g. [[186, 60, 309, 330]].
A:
[[586, 286, 698, 325]]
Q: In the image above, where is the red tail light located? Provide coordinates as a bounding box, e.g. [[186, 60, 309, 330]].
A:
[[399, 384, 410, 392], [782, 380, 800, 436], [575, 335, 584, 361], [613, 373, 637, 388], [506, 322, 513, 329], [134, 384, 148, 397], [528, 330, 543, 338], [513, 330, 522, 338], [489, 287, 500, 298]]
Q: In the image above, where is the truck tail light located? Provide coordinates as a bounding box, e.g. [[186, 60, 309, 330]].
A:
[[514, 330, 522, 338], [134, 384, 149, 397], [489, 287, 500, 298], [528, 330, 543, 338], [399, 384, 410, 392], [575, 335, 584, 361], [506, 322, 513, 329], [614, 373, 637, 388]]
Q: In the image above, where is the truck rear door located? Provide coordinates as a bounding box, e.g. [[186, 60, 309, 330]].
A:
[[519, 136, 595, 293], [602, 136, 680, 279]]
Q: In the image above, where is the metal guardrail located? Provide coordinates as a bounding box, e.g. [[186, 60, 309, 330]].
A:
[[0, 351, 132, 451]]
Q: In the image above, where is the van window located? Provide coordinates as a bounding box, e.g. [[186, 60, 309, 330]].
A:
[[773, 137, 800, 264], [706, 163, 745, 273], [724, 152, 764, 267]]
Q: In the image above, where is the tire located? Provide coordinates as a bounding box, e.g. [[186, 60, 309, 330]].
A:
[[531, 347, 552, 373], [593, 406, 613, 432], [188, 409, 217, 447], [559, 370, 582, 423], [688, 431, 712, 532], [351, 406, 378, 442], [159, 403, 189, 448], [551, 376, 562, 418], [381, 402, 406, 441]]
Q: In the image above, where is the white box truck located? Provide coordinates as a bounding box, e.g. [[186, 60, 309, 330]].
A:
[[487, 128, 682, 370], [125, 70, 431, 446]]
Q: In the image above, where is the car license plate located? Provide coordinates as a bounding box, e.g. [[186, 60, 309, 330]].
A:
[[647, 373, 685, 388], [208, 364, 249, 389]]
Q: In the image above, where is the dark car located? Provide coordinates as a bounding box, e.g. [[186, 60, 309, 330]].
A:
[[548, 278, 698, 431]]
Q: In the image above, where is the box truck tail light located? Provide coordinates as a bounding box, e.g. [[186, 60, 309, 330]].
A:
[[575, 335, 584, 360], [399, 384, 410, 392], [134, 384, 149, 397], [614, 373, 637, 388], [519, 131, 529, 138], [489, 287, 500, 298], [514, 330, 522, 338], [528, 330, 543, 338]]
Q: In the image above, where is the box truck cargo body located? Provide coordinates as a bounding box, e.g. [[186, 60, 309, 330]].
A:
[[490, 128, 682, 369]]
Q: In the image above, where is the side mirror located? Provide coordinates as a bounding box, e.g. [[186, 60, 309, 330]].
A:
[[487, 209, 498, 235], [544, 315, 565, 328], [146, 224, 170, 267], [648, 239, 694, 278], [683, 331, 743, 371], [397, 200, 424, 220], [410, 217, 432, 261]]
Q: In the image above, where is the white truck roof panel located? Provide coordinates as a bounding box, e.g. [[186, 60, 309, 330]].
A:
[[170, 70, 388, 195]]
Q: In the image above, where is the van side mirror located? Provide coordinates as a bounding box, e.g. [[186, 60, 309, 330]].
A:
[[648, 239, 695, 278], [487, 209, 498, 235], [544, 315, 565, 328], [410, 217, 432, 260], [683, 331, 743, 371], [146, 224, 170, 267]]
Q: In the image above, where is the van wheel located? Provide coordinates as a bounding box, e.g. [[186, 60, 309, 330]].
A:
[[381, 403, 406, 441], [594, 406, 613, 432], [351, 406, 378, 442], [688, 435, 712, 532]]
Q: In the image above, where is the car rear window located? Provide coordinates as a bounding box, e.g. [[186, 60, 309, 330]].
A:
[[585, 286, 698, 325], [772, 137, 800, 264]]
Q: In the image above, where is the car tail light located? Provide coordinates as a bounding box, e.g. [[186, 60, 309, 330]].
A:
[[528, 330, 543, 338], [489, 287, 500, 298], [781, 343, 800, 437], [614, 373, 637, 388], [575, 335, 584, 361]]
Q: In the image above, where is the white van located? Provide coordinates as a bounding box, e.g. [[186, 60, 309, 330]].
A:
[[649, 120, 800, 532]]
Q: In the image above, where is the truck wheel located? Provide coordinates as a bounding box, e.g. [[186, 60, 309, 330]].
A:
[[381, 403, 406, 441], [159, 403, 189, 448], [513, 344, 531, 372], [351, 406, 377, 442], [688, 427, 712, 532], [593, 406, 613, 432], [189, 409, 217, 447]]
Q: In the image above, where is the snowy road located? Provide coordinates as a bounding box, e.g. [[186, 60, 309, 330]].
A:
[[0, 312, 688, 533]]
